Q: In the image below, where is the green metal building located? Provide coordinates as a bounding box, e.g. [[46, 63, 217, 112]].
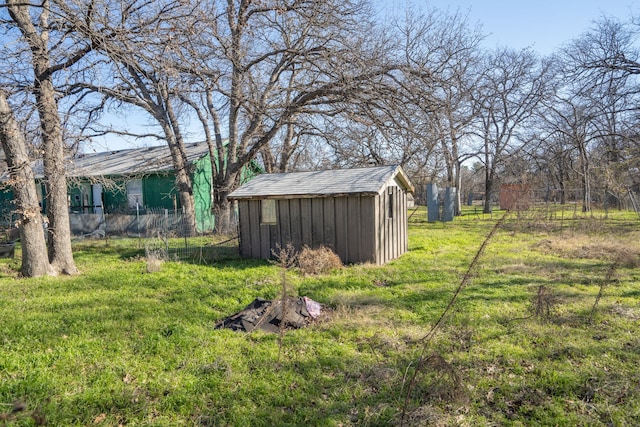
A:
[[1, 143, 261, 233]]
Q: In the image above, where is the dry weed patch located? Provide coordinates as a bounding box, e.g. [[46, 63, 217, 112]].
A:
[[144, 246, 166, 273], [297, 245, 342, 275], [536, 234, 640, 268], [326, 303, 392, 330]]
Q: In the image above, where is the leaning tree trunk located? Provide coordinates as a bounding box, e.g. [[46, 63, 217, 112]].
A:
[[166, 140, 197, 236], [162, 100, 198, 237], [0, 91, 54, 277]]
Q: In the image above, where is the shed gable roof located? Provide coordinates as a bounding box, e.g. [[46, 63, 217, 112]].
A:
[[229, 165, 414, 200]]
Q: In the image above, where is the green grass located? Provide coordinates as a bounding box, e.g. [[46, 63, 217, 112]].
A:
[[1, 207, 639, 426]]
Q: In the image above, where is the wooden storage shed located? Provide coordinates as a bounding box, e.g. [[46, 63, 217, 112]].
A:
[[228, 165, 414, 265]]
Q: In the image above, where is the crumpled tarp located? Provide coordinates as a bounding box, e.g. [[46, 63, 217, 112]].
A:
[[215, 296, 323, 333]]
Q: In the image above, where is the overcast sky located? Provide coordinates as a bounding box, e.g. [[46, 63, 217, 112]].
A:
[[379, 0, 637, 55]]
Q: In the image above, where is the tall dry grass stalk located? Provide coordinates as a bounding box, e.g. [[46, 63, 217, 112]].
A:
[[144, 246, 166, 273], [272, 244, 298, 365], [400, 211, 509, 426]]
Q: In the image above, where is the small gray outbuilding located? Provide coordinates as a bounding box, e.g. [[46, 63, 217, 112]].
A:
[[228, 165, 414, 265]]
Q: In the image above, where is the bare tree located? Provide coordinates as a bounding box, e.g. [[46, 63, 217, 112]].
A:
[[64, 0, 399, 234], [322, 6, 485, 195], [406, 8, 484, 214], [0, 90, 53, 277], [170, 0, 398, 233], [1, 0, 91, 274], [562, 15, 640, 209], [58, 0, 201, 235], [471, 47, 553, 213]]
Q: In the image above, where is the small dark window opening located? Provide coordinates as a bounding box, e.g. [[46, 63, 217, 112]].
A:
[[388, 187, 394, 219]]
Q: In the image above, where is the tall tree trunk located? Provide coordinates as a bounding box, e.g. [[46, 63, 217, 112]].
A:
[[483, 151, 494, 213], [162, 93, 197, 236], [160, 129, 196, 236], [37, 80, 78, 274], [482, 167, 494, 213], [213, 171, 239, 235], [578, 142, 591, 212], [8, 0, 77, 274], [170, 144, 197, 236], [0, 91, 53, 277], [454, 160, 463, 215]]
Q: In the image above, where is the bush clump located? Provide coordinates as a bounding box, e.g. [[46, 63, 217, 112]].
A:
[[297, 245, 342, 275]]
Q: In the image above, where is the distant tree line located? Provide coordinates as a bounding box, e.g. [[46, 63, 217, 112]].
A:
[[0, 0, 638, 276]]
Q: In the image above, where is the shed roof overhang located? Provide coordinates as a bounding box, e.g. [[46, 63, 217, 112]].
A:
[[229, 165, 414, 201]]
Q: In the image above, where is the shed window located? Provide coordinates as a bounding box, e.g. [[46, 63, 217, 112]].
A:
[[388, 187, 394, 219], [261, 199, 277, 225]]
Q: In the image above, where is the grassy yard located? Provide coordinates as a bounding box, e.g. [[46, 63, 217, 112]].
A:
[[1, 207, 639, 426]]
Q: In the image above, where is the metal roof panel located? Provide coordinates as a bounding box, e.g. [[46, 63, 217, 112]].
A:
[[229, 165, 413, 199]]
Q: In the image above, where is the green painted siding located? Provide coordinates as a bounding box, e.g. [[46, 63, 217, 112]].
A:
[[102, 180, 128, 213], [143, 174, 179, 211], [3, 150, 262, 234], [193, 155, 215, 232], [0, 187, 15, 223]]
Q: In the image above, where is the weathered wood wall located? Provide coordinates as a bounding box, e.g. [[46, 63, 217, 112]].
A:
[[237, 186, 408, 264], [376, 185, 408, 265]]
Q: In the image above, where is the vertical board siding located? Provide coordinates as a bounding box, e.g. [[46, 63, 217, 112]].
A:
[[278, 199, 291, 249], [347, 195, 361, 263], [248, 200, 262, 259], [323, 197, 336, 251], [392, 187, 399, 260], [377, 192, 384, 265], [259, 200, 271, 259], [335, 197, 348, 262], [237, 184, 409, 264], [300, 199, 312, 246], [270, 200, 282, 255], [374, 194, 382, 265], [238, 200, 252, 257], [359, 197, 376, 263], [311, 198, 324, 247], [289, 198, 302, 250], [384, 189, 390, 264]]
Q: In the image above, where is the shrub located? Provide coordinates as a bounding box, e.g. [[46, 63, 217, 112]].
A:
[[297, 245, 342, 275]]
